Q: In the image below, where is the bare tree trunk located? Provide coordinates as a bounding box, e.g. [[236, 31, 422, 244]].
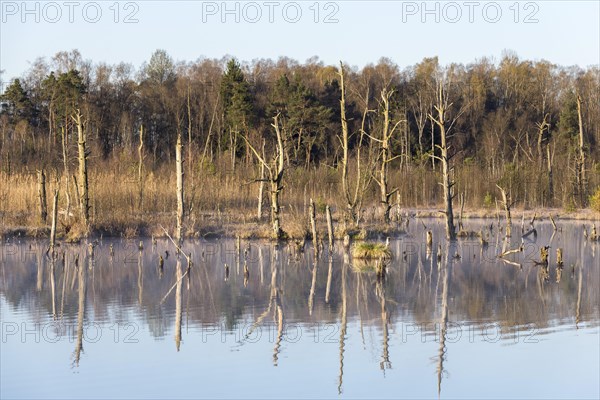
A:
[[310, 198, 319, 257], [176, 134, 185, 244], [271, 116, 285, 240], [547, 144, 554, 205], [378, 88, 402, 224], [576, 94, 586, 204], [61, 127, 71, 218], [428, 75, 465, 241], [257, 139, 265, 221], [37, 169, 47, 224], [73, 111, 89, 230], [138, 125, 144, 210], [187, 85, 193, 181], [429, 83, 456, 240], [49, 189, 59, 256], [339, 62, 353, 221], [496, 184, 513, 237], [326, 205, 334, 251]]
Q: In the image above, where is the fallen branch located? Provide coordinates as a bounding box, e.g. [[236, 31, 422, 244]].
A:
[[160, 267, 190, 304], [549, 215, 557, 231], [522, 228, 537, 239], [499, 243, 524, 258], [159, 225, 191, 264]]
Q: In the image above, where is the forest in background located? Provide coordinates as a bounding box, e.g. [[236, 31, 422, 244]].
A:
[[0, 49, 599, 239]]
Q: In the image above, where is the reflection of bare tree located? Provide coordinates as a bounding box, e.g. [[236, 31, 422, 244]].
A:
[[50, 259, 56, 319], [36, 251, 44, 292], [308, 257, 318, 315], [376, 278, 391, 373], [576, 265, 583, 329], [338, 256, 348, 395], [138, 250, 144, 306], [325, 254, 333, 303], [175, 257, 182, 351], [72, 254, 87, 368], [436, 243, 451, 397], [272, 254, 284, 366]]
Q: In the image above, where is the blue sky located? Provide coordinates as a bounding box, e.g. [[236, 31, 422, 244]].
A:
[[1, 0, 599, 88]]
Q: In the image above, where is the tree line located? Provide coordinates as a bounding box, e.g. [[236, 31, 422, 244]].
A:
[[1, 49, 598, 231]]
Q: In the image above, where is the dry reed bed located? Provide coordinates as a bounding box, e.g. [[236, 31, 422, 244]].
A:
[[1, 158, 599, 240]]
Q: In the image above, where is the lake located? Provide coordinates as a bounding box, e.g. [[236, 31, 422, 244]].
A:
[[1, 220, 599, 399]]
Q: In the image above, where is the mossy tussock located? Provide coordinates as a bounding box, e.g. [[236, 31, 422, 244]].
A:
[[351, 242, 392, 260]]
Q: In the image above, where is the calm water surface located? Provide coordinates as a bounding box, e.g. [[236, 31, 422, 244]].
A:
[[1, 220, 599, 399]]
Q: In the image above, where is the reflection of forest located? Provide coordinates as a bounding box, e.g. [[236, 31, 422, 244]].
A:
[[1, 222, 599, 343]]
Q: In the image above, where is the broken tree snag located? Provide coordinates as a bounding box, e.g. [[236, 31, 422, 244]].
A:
[[426, 231, 433, 248], [549, 214, 558, 231], [49, 188, 59, 256], [310, 198, 319, 257], [458, 191, 465, 231], [138, 125, 144, 210], [257, 139, 266, 221], [546, 144, 554, 205], [270, 114, 285, 240], [576, 94, 587, 203], [175, 133, 185, 245], [37, 169, 47, 224], [556, 248, 563, 266], [499, 242, 524, 258], [73, 111, 89, 230], [496, 184, 513, 237], [539, 246, 549, 265], [326, 205, 334, 251]]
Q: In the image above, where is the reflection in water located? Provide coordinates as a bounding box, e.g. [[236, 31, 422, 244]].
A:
[[175, 257, 183, 351], [338, 253, 348, 395], [1, 221, 598, 398], [437, 243, 451, 397], [308, 257, 318, 316], [576, 264, 583, 329], [72, 250, 87, 368]]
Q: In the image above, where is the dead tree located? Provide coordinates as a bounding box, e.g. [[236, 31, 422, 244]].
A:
[[536, 113, 550, 169], [374, 88, 404, 224], [338, 62, 372, 226], [576, 94, 587, 204], [244, 114, 286, 240], [138, 125, 145, 210], [257, 139, 266, 221], [72, 111, 89, 230], [175, 133, 185, 245], [546, 143, 555, 205], [326, 205, 334, 251], [428, 76, 465, 240], [496, 184, 515, 237], [49, 188, 59, 256], [309, 198, 319, 257], [37, 169, 47, 224], [60, 126, 71, 218]]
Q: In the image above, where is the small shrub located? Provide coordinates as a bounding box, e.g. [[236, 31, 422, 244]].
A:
[[483, 192, 494, 209], [590, 187, 600, 213]]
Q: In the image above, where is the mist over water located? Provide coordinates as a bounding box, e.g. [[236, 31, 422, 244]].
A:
[[1, 220, 599, 399]]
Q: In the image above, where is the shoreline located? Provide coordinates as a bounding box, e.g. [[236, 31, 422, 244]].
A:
[[2, 207, 598, 241]]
